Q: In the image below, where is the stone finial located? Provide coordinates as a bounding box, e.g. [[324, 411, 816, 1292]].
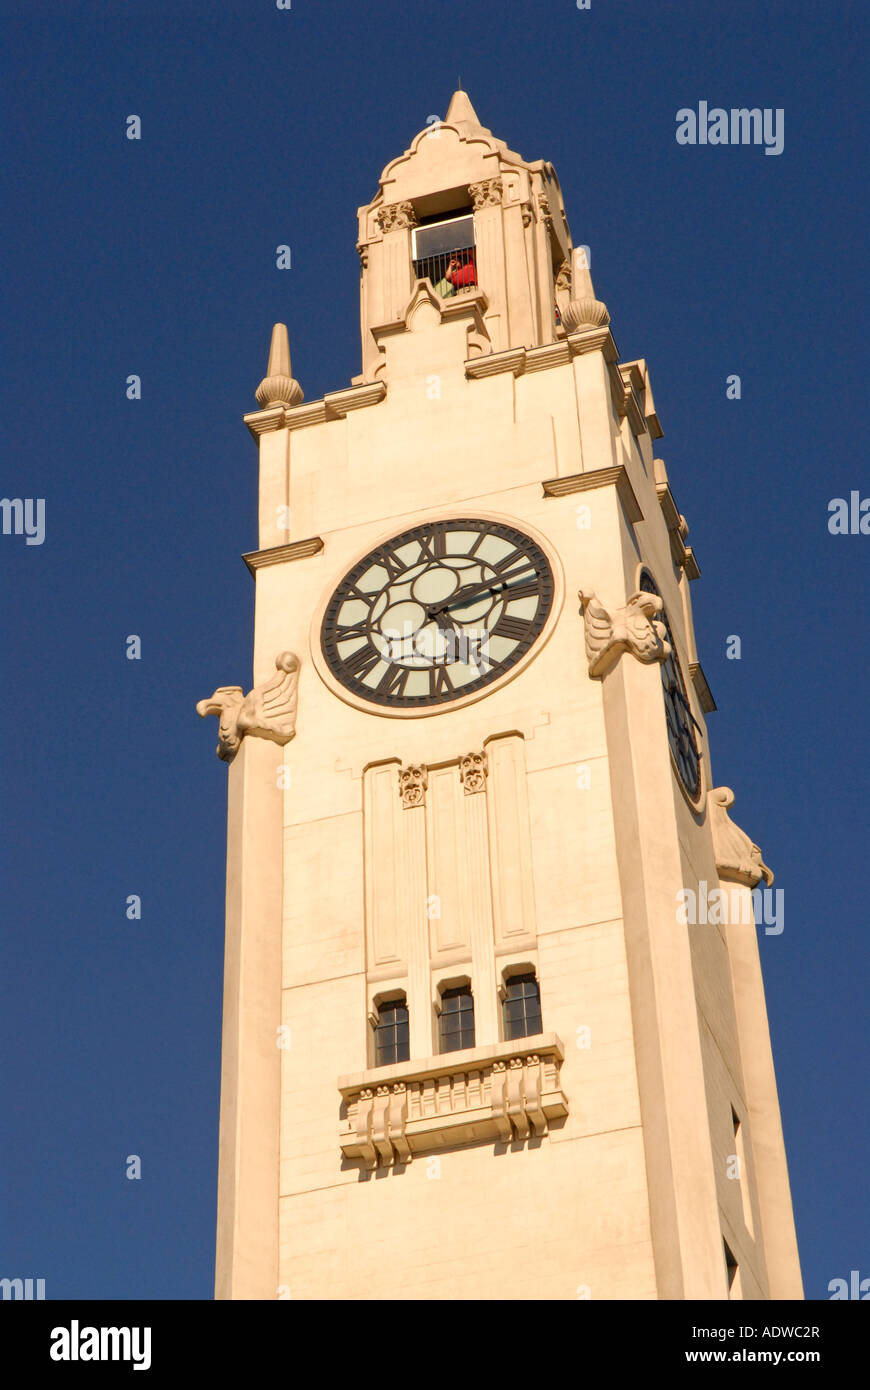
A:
[[563, 246, 610, 332], [579, 590, 671, 678], [255, 323, 303, 410], [197, 651, 300, 762], [708, 787, 774, 887]]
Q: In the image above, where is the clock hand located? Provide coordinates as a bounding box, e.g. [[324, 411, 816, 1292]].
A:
[[426, 568, 538, 620]]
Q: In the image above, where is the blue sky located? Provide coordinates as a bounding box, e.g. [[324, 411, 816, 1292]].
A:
[[2, 0, 866, 1299]]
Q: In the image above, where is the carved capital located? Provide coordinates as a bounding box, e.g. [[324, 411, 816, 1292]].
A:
[[197, 651, 300, 762], [538, 192, 554, 232], [554, 258, 571, 292], [459, 751, 488, 795], [399, 764, 428, 808], [520, 201, 534, 228], [578, 591, 671, 678], [709, 787, 774, 887], [469, 177, 503, 210], [356, 242, 369, 269], [376, 201, 418, 233]]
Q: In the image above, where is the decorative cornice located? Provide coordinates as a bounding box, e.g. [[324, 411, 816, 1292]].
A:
[[542, 466, 643, 525], [468, 176, 503, 209], [708, 787, 774, 887], [656, 481, 701, 580], [242, 536, 324, 576], [196, 652, 300, 762], [578, 590, 671, 678], [339, 1034, 567, 1169], [243, 380, 386, 439], [689, 662, 717, 713]]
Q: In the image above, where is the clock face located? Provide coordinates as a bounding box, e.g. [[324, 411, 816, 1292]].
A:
[[321, 519, 555, 708], [639, 571, 702, 800]]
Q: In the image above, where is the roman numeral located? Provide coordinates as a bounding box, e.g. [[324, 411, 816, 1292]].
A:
[[491, 614, 528, 642], [495, 546, 530, 574], [416, 527, 448, 562], [501, 579, 540, 601], [336, 620, 370, 644], [376, 550, 405, 581], [343, 644, 380, 678], [376, 664, 410, 696], [429, 665, 453, 697]]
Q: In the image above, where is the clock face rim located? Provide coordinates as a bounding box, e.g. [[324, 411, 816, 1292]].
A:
[[637, 565, 706, 810], [311, 512, 564, 719]]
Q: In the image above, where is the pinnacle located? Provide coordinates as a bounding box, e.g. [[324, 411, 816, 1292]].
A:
[[445, 88, 483, 128]]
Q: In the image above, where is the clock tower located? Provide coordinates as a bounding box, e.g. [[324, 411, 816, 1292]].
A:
[[199, 90, 802, 1301]]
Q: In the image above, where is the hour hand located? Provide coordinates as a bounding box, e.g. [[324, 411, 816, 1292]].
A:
[[427, 569, 538, 618]]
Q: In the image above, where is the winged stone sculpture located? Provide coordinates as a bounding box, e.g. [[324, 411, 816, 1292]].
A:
[[197, 651, 300, 762], [708, 787, 774, 887], [578, 590, 671, 677]]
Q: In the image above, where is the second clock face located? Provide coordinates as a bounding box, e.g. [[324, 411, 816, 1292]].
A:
[[321, 519, 555, 708]]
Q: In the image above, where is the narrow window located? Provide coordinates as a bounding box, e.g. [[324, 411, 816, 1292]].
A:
[[503, 972, 542, 1041], [439, 985, 475, 1053], [374, 997, 409, 1066], [732, 1107, 755, 1237], [724, 1239, 741, 1298]]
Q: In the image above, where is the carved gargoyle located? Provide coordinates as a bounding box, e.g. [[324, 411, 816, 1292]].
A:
[[197, 651, 300, 762], [578, 590, 671, 677], [708, 787, 774, 887]]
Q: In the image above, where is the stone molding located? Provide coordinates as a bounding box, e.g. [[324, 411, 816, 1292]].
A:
[[243, 535, 324, 576], [339, 1034, 567, 1169], [656, 474, 701, 580], [709, 787, 774, 887], [578, 590, 671, 678], [542, 466, 643, 524], [689, 661, 717, 714], [244, 381, 386, 439], [197, 652, 300, 762]]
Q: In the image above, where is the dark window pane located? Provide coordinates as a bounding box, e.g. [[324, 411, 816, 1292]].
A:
[[439, 987, 475, 1053], [375, 999, 409, 1065], [503, 974, 542, 1040]]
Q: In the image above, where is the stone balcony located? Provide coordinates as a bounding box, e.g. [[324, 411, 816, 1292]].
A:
[[338, 1033, 568, 1170]]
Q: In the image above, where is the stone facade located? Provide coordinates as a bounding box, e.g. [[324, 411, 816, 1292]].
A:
[[203, 91, 802, 1301]]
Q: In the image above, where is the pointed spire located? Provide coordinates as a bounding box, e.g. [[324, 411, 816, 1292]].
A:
[[445, 87, 483, 129], [255, 322, 303, 410], [266, 322, 291, 378]]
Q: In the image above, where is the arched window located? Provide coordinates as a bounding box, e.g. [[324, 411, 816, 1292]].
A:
[[503, 972, 542, 1041], [438, 985, 476, 1053], [374, 996, 409, 1066]]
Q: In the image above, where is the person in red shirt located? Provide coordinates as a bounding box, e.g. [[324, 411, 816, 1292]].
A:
[[446, 251, 477, 290]]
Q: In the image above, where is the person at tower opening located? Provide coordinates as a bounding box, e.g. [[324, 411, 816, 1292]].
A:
[[446, 250, 477, 290]]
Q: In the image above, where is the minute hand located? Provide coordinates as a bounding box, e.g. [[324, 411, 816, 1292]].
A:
[[429, 569, 538, 617]]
